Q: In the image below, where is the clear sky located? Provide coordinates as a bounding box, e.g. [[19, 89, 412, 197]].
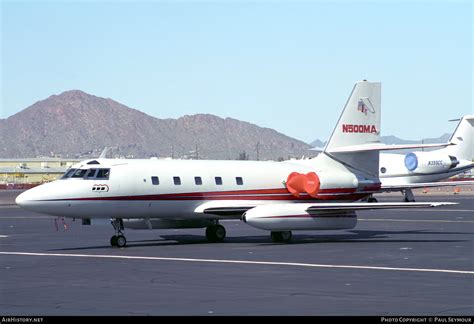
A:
[[1, 0, 472, 143]]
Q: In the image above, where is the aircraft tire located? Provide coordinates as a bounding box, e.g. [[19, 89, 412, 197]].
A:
[[110, 235, 118, 246], [206, 225, 226, 242], [116, 235, 127, 248], [214, 225, 226, 242], [271, 231, 292, 243], [206, 226, 217, 242], [280, 231, 292, 242], [368, 197, 378, 203], [271, 231, 282, 242]]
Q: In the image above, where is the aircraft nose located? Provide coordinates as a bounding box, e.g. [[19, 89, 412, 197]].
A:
[[15, 182, 70, 217], [15, 191, 28, 207], [15, 187, 42, 210]]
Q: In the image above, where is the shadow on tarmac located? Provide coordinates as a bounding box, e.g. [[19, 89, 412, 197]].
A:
[[49, 229, 470, 251]]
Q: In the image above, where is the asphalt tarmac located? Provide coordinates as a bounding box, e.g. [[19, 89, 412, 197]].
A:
[[0, 190, 472, 315]]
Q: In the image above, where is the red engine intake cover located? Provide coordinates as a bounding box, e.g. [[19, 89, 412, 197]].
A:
[[285, 172, 321, 198]]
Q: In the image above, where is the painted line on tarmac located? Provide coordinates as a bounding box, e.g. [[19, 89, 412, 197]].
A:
[[0, 251, 472, 275], [0, 235, 8, 238], [360, 218, 474, 223], [363, 209, 473, 212], [0, 216, 52, 219], [403, 209, 473, 212]]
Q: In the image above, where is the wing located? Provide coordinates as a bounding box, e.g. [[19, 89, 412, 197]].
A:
[[194, 201, 259, 217], [304, 201, 456, 212], [195, 200, 456, 218]]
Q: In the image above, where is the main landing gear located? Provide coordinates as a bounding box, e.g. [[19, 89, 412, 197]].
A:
[[367, 195, 378, 203], [110, 218, 127, 248], [271, 231, 292, 243], [205, 221, 226, 243], [402, 189, 416, 202]]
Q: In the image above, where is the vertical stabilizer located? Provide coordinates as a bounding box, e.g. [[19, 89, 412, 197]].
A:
[[323, 81, 382, 177], [325, 81, 381, 152], [445, 115, 474, 161]]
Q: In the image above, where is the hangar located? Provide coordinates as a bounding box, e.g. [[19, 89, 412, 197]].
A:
[[0, 158, 80, 188]]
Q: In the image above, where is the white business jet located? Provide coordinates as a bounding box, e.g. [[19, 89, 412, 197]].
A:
[[15, 81, 454, 247], [377, 115, 474, 202]]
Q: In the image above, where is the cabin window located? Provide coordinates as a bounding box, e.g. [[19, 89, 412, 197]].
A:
[[380, 167, 387, 174], [215, 177, 223, 185], [236, 177, 243, 185], [151, 176, 160, 185], [195, 177, 202, 185], [173, 177, 181, 185], [96, 169, 110, 180]]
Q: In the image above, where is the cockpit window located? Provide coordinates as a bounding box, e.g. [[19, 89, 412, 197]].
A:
[[85, 169, 98, 178], [96, 169, 110, 179], [61, 168, 110, 180], [71, 169, 87, 178], [61, 169, 76, 179]]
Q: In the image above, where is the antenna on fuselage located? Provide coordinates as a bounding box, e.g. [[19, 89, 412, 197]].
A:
[[99, 147, 109, 159]]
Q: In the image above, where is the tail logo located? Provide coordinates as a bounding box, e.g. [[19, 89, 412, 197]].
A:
[[357, 99, 368, 115], [357, 98, 376, 115]]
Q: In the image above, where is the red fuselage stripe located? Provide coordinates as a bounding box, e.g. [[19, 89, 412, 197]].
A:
[[39, 187, 380, 202]]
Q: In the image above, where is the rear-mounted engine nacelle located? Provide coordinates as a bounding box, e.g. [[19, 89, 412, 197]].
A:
[[285, 171, 379, 197], [285, 172, 320, 198], [404, 152, 459, 174]]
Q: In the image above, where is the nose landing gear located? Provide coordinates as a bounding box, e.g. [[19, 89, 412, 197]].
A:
[[110, 218, 127, 248]]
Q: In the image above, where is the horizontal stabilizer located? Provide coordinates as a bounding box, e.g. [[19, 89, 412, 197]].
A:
[[328, 142, 453, 153], [382, 179, 474, 191]]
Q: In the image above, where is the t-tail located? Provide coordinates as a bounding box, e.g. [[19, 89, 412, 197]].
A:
[[444, 115, 474, 161], [323, 80, 382, 177]]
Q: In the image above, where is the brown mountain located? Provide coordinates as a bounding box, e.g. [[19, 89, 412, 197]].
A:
[[0, 90, 314, 160]]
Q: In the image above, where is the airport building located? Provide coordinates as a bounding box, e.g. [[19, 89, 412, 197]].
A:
[[0, 158, 80, 188]]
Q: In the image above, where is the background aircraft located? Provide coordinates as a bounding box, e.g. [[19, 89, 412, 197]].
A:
[[378, 115, 474, 201], [312, 115, 473, 202], [15, 81, 453, 247]]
